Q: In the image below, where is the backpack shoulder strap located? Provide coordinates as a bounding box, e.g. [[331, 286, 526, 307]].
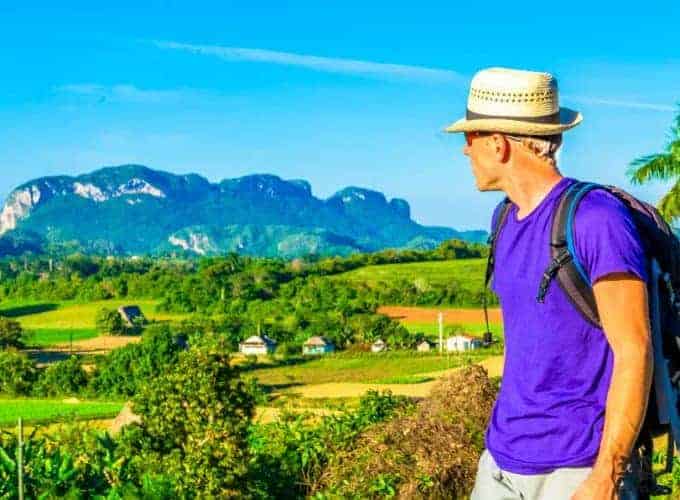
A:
[[482, 197, 512, 340], [538, 181, 602, 328], [485, 197, 512, 288]]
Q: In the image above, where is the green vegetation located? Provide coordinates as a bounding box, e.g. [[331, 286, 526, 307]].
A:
[[629, 110, 680, 223], [95, 307, 127, 335], [0, 241, 509, 497], [0, 317, 23, 349], [24, 328, 97, 347], [0, 399, 121, 426], [337, 258, 487, 287]]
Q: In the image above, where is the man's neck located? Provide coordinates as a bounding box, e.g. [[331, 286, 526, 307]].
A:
[[502, 171, 564, 220]]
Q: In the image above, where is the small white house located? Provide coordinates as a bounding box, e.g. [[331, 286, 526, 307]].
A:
[[239, 335, 277, 355], [446, 335, 482, 352], [416, 340, 434, 352], [371, 339, 387, 353]]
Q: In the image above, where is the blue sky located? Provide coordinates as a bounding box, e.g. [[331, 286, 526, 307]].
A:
[[0, 2, 678, 230]]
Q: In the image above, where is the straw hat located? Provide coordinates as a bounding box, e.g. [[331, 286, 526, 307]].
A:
[[444, 67, 582, 136]]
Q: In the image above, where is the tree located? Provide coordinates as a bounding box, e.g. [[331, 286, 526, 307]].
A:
[[0, 350, 37, 395], [125, 346, 255, 497], [95, 307, 126, 335], [0, 317, 24, 349], [628, 109, 680, 223]]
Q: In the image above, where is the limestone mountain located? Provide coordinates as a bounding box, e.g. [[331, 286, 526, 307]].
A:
[[0, 165, 485, 257]]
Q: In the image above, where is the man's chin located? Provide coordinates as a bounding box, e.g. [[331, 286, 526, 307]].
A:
[[475, 182, 499, 193]]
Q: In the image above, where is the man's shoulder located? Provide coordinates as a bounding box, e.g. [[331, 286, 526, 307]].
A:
[[573, 185, 632, 223]]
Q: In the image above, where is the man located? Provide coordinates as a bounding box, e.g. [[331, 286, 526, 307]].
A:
[[444, 67, 654, 499]]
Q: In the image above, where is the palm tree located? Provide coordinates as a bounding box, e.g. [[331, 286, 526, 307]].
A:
[[628, 109, 680, 223]]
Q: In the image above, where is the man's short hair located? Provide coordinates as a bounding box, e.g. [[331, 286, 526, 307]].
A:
[[506, 133, 563, 165]]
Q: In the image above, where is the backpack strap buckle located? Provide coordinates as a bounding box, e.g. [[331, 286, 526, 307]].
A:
[[537, 249, 572, 303]]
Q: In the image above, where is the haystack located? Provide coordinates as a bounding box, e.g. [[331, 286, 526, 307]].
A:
[[315, 365, 498, 499]]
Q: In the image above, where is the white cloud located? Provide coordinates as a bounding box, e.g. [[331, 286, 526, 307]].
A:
[[563, 95, 676, 112], [57, 83, 186, 103], [152, 40, 464, 83]]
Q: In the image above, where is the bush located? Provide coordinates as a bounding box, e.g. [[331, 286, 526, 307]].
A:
[[33, 356, 89, 397], [90, 323, 185, 397], [0, 349, 37, 395], [0, 317, 24, 349], [123, 346, 255, 497], [95, 307, 126, 336], [248, 390, 413, 497]]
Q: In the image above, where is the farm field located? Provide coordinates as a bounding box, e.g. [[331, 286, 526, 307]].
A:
[[244, 348, 503, 387], [0, 299, 188, 347], [0, 398, 122, 426], [335, 258, 487, 288]]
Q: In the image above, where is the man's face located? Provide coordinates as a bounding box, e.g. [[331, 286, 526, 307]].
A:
[[462, 132, 506, 191]]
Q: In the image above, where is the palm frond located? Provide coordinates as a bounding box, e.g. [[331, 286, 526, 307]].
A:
[[657, 179, 680, 223], [627, 153, 679, 184]]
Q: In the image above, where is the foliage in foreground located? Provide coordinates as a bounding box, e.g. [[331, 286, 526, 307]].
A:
[[121, 345, 256, 497], [314, 365, 499, 499], [248, 389, 414, 498]]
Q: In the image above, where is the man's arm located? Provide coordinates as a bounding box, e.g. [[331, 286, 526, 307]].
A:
[[572, 273, 654, 499]]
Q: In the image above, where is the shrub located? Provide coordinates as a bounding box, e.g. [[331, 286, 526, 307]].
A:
[[0, 316, 24, 349], [123, 346, 255, 497], [0, 349, 37, 395], [90, 323, 185, 397], [95, 307, 126, 336], [248, 390, 412, 497], [33, 356, 89, 397]]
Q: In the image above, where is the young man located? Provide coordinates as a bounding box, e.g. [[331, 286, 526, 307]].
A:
[[444, 68, 653, 499]]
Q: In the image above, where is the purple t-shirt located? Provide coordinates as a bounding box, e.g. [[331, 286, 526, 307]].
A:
[[486, 176, 648, 474]]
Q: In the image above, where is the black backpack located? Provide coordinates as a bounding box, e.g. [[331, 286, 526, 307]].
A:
[[484, 181, 680, 497]]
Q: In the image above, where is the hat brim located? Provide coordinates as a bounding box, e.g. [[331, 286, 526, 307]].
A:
[[444, 107, 582, 136]]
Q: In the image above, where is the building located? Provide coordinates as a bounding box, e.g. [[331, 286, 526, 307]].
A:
[[416, 340, 434, 352], [446, 335, 483, 352], [117, 305, 146, 327], [303, 336, 335, 355], [371, 339, 387, 353], [239, 335, 277, 355]]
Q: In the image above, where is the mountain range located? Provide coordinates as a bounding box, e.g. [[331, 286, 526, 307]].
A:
[[0, 165, 485, 257]]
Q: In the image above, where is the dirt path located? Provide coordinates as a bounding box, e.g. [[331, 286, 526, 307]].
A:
[[51, 335, 141, 354], [378, 306, 503, 324], [29, 335, 141, 365]]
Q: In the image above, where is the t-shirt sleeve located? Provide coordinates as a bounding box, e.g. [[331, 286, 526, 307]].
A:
[[573, 189, 648, 284]]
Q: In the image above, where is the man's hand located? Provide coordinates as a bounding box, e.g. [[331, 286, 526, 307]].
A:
[[570, 470, 618, 500]]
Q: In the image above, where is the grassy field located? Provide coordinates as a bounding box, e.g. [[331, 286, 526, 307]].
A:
[[335, 258, 487, 289], [403, 321, 504, 340], [0, 299, 188, 346], [244, 348, 502, 387], [0, 398, 122, 426]]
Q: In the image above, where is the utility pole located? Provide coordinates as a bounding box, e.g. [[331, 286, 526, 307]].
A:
[[17, 417, 24, 500], [438, 311, 444, 354], [49, 257, 53, 273]]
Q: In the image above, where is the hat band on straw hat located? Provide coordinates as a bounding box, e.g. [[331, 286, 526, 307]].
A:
[[465, 109, 561, 125]]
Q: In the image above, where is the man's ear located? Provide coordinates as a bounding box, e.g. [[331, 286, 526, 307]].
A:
[[490, 133, 510, 163]]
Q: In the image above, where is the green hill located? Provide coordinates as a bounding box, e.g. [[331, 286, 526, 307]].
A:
[[334, 258, 487, 290]]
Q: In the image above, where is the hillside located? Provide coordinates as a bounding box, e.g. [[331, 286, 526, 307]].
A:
[[0, 165, 486, 257]]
